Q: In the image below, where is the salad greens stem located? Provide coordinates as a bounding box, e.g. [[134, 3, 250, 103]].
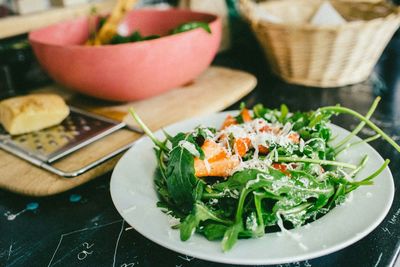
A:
[[346, 159, 390, 193], [202, 192, 226, 199], [277, 157, 357, 169], [334, 97, 380, 150], [336, 134, 381, 156], [358, 159, 390, 183], [349, 155, 369, 178], [319, 104, 400, 153], [235, 189, 250, 221], [327, 184, 345, 208], [128, 108, 168, 151], [253, 192, 266, 232], [280, 203, 312, 215]]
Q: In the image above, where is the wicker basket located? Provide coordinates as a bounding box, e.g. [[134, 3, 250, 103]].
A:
[[240, 0, 400, 87]]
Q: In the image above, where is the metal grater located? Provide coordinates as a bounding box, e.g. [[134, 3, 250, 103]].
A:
[[0, 107, 142, 178]]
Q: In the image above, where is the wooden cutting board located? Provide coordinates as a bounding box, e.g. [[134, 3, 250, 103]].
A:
[[0, 66, 256, 196]]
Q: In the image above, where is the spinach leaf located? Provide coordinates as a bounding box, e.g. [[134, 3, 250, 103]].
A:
[[166, 134, 198, 212], [110, 31, 160, 44], [171, 132, 205, 159], [202, 223, 229, 241], [170, 21, 211, 35], [180, 202, 231, 241], [109, 21, 211, 45]]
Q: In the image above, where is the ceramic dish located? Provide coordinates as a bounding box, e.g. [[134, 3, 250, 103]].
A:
[[29, 9, 221, 101], [110, 111, 394, 265]]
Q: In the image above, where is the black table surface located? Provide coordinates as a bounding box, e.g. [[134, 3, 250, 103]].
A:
[[1, 29, 400, 267]]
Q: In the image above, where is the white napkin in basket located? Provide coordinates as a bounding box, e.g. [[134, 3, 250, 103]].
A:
[[310, 1, 346, 26], [249, 0, 346, 26]]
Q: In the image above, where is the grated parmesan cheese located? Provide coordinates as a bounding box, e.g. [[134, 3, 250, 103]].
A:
[[178, 140, 200, 157], [204, 158, 211, 174]]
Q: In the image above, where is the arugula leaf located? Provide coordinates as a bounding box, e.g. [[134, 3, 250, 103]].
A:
[[193, 180, 205, 201], [279, 104, 289, 123], [213, 169, 284, 192], [222, 222, 242, 252], [253, 104, 270, 119], [248, 195, 266, 237]]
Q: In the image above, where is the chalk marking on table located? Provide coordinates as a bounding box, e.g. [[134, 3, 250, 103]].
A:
[[374, 252, 383, 267], [4, 241, 14, 266], [6, 240, 43, 264], [47, 219, 122, 267], [7, 242, 13, 260], [381, 227, 391, 235], [112, 220, 125, 267], [388, 207, 400, 225], [178, 255, 194, 262], [77, 242, 94, 261]]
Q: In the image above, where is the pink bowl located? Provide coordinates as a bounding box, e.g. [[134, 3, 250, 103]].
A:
[[29, 9, 221, 101]]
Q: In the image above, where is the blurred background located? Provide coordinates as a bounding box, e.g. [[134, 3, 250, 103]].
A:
[[1, 0, 398, 100]]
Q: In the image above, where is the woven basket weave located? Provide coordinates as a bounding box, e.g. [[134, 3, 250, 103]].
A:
[[240, 0, 400, 87]]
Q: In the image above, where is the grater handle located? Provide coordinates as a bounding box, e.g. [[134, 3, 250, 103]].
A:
[[40, 141, 135, 178]]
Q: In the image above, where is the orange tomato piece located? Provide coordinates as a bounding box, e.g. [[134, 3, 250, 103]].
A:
[[194, 139, 239, 177], [260, 125, 280, 135], [194, 157, 239, 177], [288, 132, 300, 144], [259, 125, 272, 132], [234, 138, 251, 157], [258, 145, 269, 154], [241, 108, 252, 122], [200, 139, 225, 158], [320, 166, 325, 173], [221, 115, 237, 129], [208, 151, 227, 163], [272, 163, 290, 176]]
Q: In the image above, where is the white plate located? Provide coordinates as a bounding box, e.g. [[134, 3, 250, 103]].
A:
[[110, 111, 394, 265]]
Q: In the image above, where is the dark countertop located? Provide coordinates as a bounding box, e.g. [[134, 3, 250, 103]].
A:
[[1, 27, 400, 267]]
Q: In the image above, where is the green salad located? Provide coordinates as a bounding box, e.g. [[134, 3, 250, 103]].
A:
[[109, 21, 211, 45], [129, 97, 399, 251]]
